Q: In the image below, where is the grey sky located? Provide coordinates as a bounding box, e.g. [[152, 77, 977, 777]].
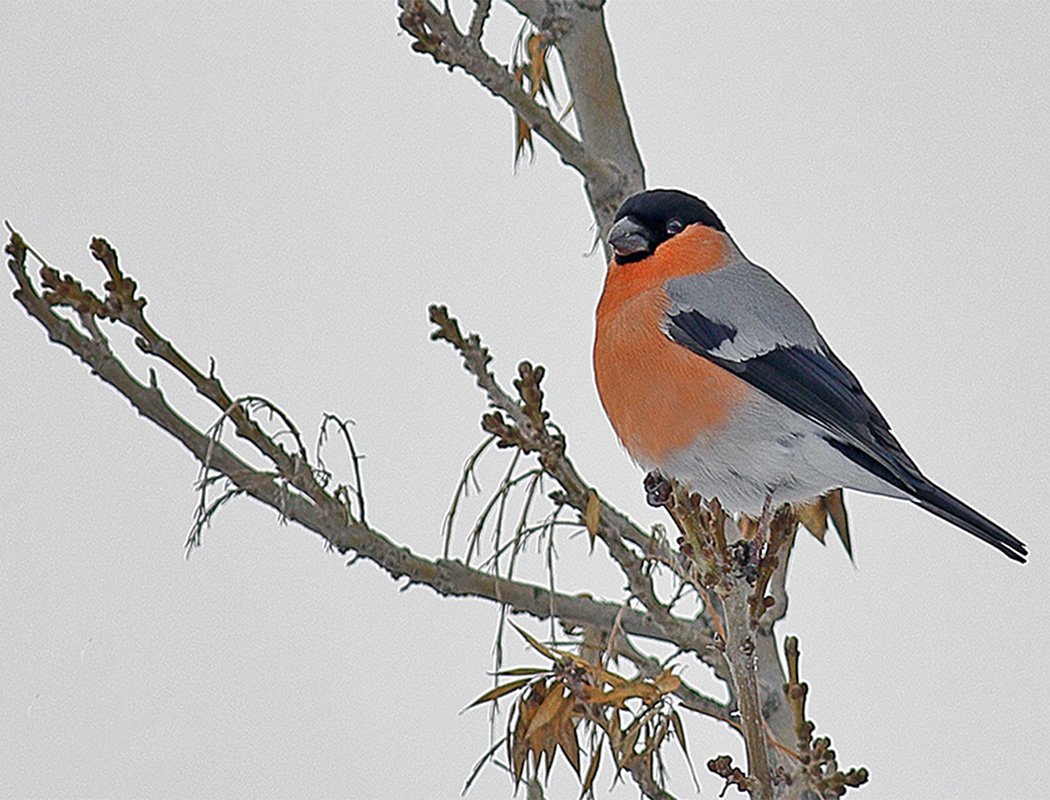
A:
[[2, 3, 1048, 798]]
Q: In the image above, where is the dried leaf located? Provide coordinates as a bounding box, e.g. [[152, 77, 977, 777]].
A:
[[605, 709, 623, 751], [557, 712, 580, 774], [513, 66, 534, 167], [796, 496, 828, 543], [583, 664, 679, 709], [585, 489, 600, 547], [526, 33, 555, 102], [511, 695, 535, 783], [671, 709, 700, 788], [518, 682, 546, 728], [525, 682, 569, 739], [467, 677, 532, 708], [652, 669, 681, 695], [512, 623, 558, 660], [526, 34, 544, 91], [585, 680, 657, 708], [670, 709, 689, 760], [515, 112, 534, 166], [511, 737, 527, 783], [511, 29, 559, 166], [543, 730, 558, 778]]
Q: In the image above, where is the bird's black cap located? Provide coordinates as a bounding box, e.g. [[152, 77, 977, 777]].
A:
[[609, 189, 726, 263], [614, 189, 726, 234]]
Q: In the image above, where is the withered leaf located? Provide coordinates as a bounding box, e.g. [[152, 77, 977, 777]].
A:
[[670, 709, 688, 756], [512, 623, 558, 660], [525, 33, 555, 102], [652, 669, 681, 695], [796, 496, 828, 543], [511, 696, 533, 783], [515, 112, 533, 166], [557, 712, 580, 774], [467, 677, 532, 708], [585, 489, 600, 547], [525, 682, 569, 739]]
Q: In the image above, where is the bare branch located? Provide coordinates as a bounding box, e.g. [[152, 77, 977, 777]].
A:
[[430, 305, 721, 657], [468, 0, 491, 39], [508, 0, 645, 229], [399, 2, 600, 176], [398, 0, 644, 240], [779, 637, 869, 798]]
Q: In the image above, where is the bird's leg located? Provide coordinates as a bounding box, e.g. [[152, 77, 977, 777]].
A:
[[643, 469, 673, 507], [731, 492, 776, 588]]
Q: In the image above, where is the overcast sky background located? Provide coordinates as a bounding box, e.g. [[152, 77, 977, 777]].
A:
[[2, 3, 1049, 798]]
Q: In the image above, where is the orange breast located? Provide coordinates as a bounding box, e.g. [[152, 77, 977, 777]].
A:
[[594, 226, 749, 464]]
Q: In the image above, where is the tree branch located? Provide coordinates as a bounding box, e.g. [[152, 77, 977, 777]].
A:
[[397, 0, 643, 241], [468, 0, 491, 39], [399, 1, 602, 178], [507, 0, 645, 228], [430, 305, 720, 658]]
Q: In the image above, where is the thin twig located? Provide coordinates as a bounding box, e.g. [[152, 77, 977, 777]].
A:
[[468, 0, 491, 38]]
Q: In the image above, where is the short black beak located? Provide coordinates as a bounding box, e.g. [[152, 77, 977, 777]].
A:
[[608, 216, 650, 260]]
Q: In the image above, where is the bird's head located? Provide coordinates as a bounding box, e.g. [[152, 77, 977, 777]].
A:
[[609, 189, 726, 264]]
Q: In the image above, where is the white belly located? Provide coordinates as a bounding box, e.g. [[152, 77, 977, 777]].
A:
[[652, 389, 907, 514]]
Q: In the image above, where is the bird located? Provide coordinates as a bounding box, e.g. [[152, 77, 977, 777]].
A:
[[593, 188, 1027, 563]]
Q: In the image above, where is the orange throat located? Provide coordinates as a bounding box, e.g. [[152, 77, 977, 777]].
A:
[[594, 228, 748, 464]]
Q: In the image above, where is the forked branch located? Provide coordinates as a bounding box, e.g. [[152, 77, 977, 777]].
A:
[[397, 0, 644, 237]]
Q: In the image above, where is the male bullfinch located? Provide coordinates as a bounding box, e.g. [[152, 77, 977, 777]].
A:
[[594, 188, 1027, 562]]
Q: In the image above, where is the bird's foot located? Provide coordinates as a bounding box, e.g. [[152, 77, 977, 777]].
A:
[[643, 470, 674, 507]]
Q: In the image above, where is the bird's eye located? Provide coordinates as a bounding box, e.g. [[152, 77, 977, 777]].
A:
[[666, 218, 684, 235]]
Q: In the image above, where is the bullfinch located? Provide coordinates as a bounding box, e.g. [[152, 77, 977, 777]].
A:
[[594, 188, 1027, 562]]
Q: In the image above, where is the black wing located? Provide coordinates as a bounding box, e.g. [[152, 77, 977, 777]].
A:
[[666, 308, 1028, 562], [666, 308, 906, 478]]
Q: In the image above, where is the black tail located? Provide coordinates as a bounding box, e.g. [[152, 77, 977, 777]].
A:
[[911, 480, 1027, 563]]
